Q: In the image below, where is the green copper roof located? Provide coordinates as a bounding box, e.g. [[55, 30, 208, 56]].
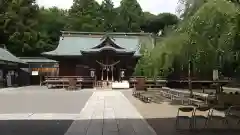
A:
[[18, 57, 58, 63], [0, 48, 25, 64], [42, 33, 141, 56]]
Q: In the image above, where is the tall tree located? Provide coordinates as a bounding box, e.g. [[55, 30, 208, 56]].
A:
[[141, 13, 179, 34], [67, 0, 102, 31], [117, 0, 144, 32], [178, 0, 208, 19], [137, 0, 240, 79], [37, 7, 67, 51], [0, 0, 9, 47], [1, 0, 41, 56], [100, 0, 116, 32]]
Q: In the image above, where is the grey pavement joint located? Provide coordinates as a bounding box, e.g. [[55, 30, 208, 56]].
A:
[[65, 91, 157, 135]]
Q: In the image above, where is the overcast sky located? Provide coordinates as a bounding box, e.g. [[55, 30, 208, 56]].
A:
[[36, 0, 179, 15]]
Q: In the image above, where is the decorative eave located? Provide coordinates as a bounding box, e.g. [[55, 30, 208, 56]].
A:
[[91, 35, 124, 49], [80, 46, 135, 55]]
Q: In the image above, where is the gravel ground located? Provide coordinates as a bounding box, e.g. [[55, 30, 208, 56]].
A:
[[122, 90, 240, 135]]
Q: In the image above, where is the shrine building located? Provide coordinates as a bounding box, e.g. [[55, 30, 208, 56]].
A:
[[42, 31, 154, 84]]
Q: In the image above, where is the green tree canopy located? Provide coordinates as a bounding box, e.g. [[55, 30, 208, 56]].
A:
[[141, 13, 179, 34], [100, 0, 116, 32], [0, 0, 41, 56], [136, 0, 240, 79], [117, 0, 144, 32], [67, 0, 102, 31]]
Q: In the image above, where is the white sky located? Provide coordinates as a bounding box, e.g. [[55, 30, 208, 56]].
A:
[[36, 0, 179, 15]]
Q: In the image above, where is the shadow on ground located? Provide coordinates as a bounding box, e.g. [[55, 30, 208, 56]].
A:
[[0, 120, 73, 135], [0, 118, 240, 135], [146, 117, 240, 135]]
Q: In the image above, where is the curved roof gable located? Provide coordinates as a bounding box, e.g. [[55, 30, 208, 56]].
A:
[[42, 33, 141, 56], [91, 35, 124, 49]]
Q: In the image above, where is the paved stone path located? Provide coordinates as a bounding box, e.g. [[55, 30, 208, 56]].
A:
[[0, 90, 156, 135], [65, 91, 157, 135]]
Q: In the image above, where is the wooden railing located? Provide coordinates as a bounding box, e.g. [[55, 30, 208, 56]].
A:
[[43, 76, 95, 89], [129, 76, 231, 90], [129, 76, 167, 90]]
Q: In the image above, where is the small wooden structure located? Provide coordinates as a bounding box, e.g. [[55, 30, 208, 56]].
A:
[[134, 76, 145, 91], [19, 57, 58, 85], [67, 78, 77, 90], [129, 76, 167, 90], [0, 47, 26, 88]]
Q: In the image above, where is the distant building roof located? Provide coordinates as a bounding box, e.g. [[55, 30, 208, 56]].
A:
[[18, 57, 58, 63], [0, 48, 25, 64], [42, 31, 143, 57]]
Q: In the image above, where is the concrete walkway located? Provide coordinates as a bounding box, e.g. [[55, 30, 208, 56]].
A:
[[65, 91, 157, 135]]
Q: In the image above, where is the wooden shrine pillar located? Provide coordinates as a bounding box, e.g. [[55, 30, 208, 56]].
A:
[[101, 67, 103, 81], [106, 66, 109, 81], [111, 66, 114, 81]]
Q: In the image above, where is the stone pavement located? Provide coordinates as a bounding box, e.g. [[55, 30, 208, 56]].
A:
[[65, 91, 157, 135], [0, 90, 157, 135]]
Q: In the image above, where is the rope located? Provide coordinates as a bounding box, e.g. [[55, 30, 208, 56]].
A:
[[96, 60, 120, 67]]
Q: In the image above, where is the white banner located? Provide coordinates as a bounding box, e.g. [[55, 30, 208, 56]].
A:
[[213, 69, 219, 81], [32, 71, 39, 76], [90, 70, 95, 77]]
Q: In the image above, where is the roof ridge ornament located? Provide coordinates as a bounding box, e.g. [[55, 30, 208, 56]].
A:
[[100, 33, 115, 41]]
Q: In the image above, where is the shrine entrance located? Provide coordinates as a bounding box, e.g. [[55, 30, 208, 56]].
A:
[[96, 60, 120, 82]]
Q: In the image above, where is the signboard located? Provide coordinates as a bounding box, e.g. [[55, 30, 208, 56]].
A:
[[213, 69, 219, 81], [121, 71, 125, 78], [90, 70, 95, 77], [32, 71, 39, 76]]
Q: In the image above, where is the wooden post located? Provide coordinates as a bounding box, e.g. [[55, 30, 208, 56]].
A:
[[40, 64, 42, 86], [106, 57, 108, 82], [112, 66, 113, 81], [188, 60, 193, 97], [101, 67, 103, 81], [217, 53, 222, 94], [107, 66, 109, 81]]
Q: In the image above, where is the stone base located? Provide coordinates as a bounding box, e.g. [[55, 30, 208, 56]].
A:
[[112, 81, 130, 89]]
